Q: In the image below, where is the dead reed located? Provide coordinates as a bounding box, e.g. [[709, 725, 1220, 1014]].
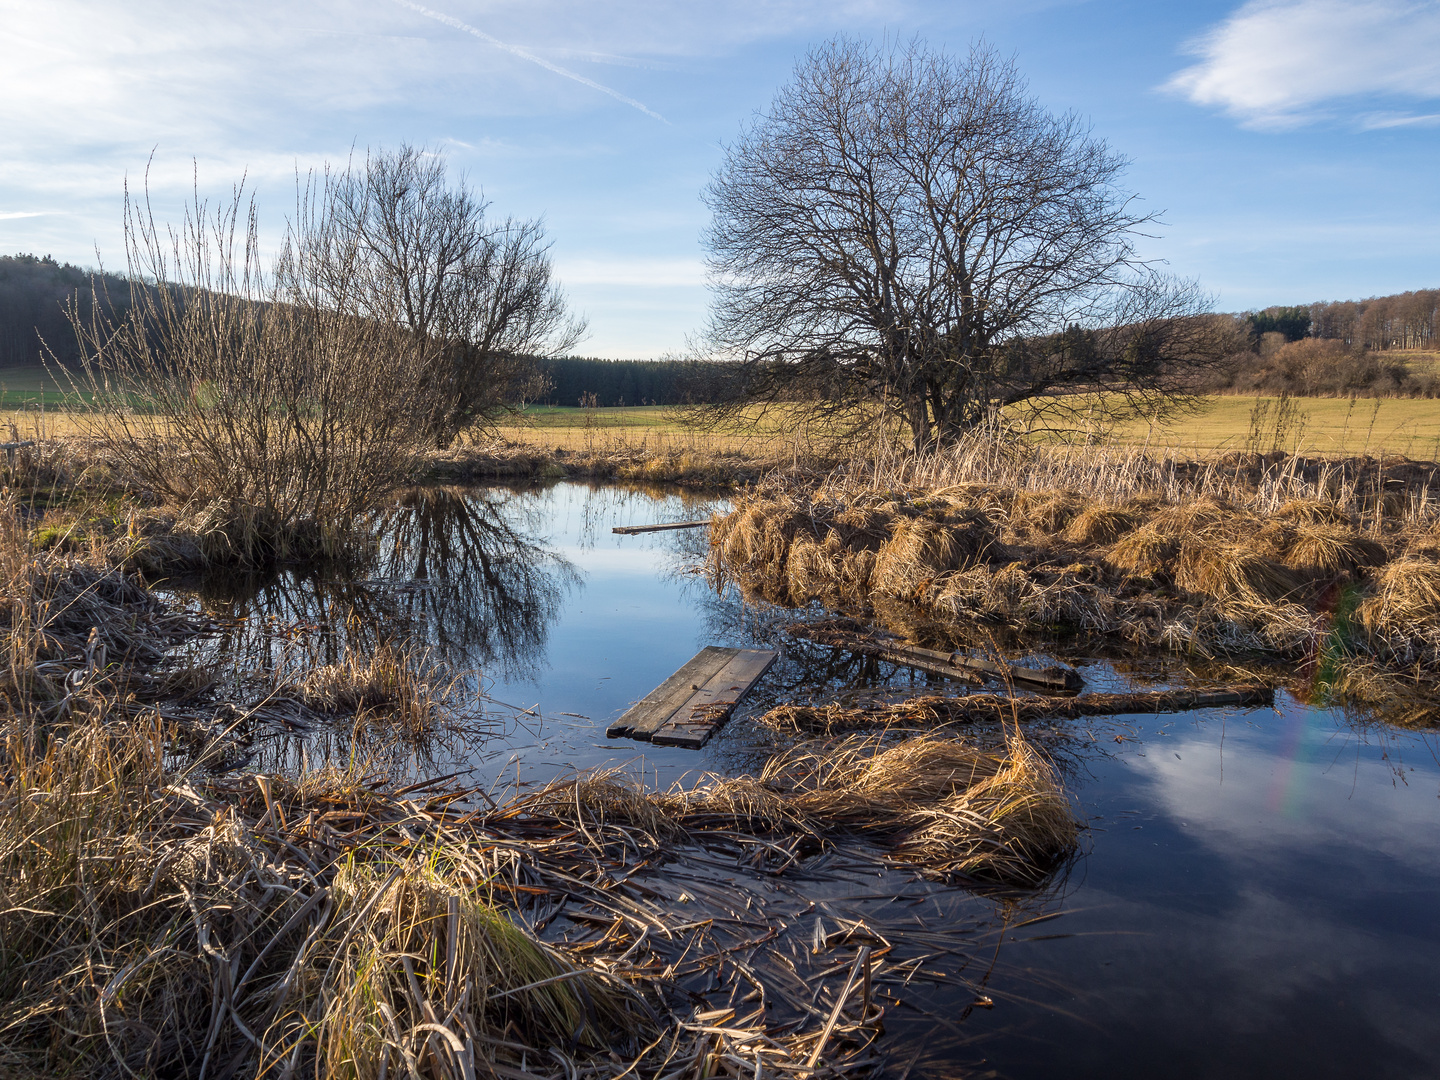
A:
[[504, 729, 1079, 888], [709, 451, 1440, 708]]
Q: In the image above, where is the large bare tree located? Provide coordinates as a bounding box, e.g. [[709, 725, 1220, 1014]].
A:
[[305, 146, 584, 447], [701, 38, 1225, 450]]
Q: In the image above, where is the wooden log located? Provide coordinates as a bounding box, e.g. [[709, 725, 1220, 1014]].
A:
[[611, 520, 711, 535], [651, 648, 778, 749], [787, 622, 1083, 692], [607, 646, 739, 739], [763, 686, 1275, 734]]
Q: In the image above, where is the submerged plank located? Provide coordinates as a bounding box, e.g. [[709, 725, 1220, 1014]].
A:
[[611, 521, 711, 535], [651, 648, 779, 749], [787, 622, 1083, 692], [763, 686, 1276, 734], [607, 647, 739, 739]]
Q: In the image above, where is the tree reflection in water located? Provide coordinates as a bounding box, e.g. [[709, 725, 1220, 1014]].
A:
[[178, 486, 578, 773]]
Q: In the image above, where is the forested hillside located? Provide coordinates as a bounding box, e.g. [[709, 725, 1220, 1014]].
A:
[[0, 254, 131, 368], [3, 251, 1434, 404]]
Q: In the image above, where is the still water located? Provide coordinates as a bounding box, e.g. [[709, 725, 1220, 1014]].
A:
[[194, 482, 1440, 1078]]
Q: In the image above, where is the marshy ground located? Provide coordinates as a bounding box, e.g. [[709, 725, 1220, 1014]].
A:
[[3, 434, 1440, 1079]]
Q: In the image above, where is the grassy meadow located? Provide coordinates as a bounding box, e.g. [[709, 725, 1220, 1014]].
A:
[[501, 396, 1440, 460]]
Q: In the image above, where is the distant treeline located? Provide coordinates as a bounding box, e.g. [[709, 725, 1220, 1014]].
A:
[[1246, 289, 1438, 351], [532, 356, 692, 408], [1221, 288, 1440, 399]]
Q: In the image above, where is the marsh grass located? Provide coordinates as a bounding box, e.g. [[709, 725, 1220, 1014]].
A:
[[504, 729, 1078, 888], [709, 423, 1440, 710], [0, 487, 1078, 1076]]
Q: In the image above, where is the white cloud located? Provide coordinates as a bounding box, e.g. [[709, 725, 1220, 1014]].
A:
[[1165, 0, 1440, 128]]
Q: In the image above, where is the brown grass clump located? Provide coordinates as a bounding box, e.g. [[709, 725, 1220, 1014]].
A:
[[709, 501, 811, 602], [320, 863, 634, 1074], [1273, 497, 1354, 527], [1147, 497, 1241, 539], [1281, 524, 1387, 576], [1061, 505, 1139, 546], [871, 511, 998, 599], [1175, 542, 1306, 605], [516, 731, 1078, 887], [294, 640, 447, 735], [1008, 490, 1082, 535], [1357, 558, 1440, 639], [1105, 527, 1178, 578]]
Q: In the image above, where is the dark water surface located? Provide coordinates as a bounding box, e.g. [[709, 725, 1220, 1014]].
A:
[[193, 482, 1440, 1079]]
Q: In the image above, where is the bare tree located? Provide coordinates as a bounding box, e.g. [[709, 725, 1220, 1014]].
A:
[[700, 38, 1227, 451], [310, 146, 584, 448]]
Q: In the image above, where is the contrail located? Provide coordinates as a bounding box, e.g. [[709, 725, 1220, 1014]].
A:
[[391, 0, 668, 123]]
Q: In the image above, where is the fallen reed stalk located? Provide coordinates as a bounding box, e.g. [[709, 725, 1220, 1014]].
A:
[[501, 730, 1079, 888]]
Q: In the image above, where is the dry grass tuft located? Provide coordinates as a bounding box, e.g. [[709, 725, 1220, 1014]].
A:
[[871, 511, 998, 599], [1273, 497, 1354, 527], [516, 731, 1078, 887], [1281, 524, 1387, 576], [1061, 505, 1139, 546], [1357, 558, 1440, 639], [1175, 542, 1306, 605], [294, 640, 449, 736], [1146, 497, 1239, 539], [1008, 490, 1082, 535], [1104, 527, 1178, 578]]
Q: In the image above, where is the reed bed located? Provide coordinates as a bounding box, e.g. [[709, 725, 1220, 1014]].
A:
[[708, 452, 1440, 713], [0, 525, 1074, 1077], [0, 712, 1071, 1077]]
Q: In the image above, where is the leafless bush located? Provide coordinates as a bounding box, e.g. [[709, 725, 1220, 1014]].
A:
[[65, 174, 434, 562]]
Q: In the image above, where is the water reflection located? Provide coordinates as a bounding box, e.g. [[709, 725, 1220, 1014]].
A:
[[191, 485, 579, 686]]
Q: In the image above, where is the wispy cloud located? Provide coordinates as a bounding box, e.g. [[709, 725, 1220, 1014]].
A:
[[390, 0, 668, 122], [1360, 110, 1440, 128], [1165, 0, 1440, 128], [0, 211, 54, 220]]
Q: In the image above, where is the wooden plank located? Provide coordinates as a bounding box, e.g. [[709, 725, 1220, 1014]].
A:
[[606, 647, 739, 739], [612, 521, 711, 535], [767, 685, 1276, 734], [650, 648, 779, 749], [787, 622, 1083, 692]]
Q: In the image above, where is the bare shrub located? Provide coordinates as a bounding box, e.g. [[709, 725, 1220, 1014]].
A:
[[66, 176, 433, 562]]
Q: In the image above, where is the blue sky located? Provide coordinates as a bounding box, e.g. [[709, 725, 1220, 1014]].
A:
[[2, 0, 1438, 357]]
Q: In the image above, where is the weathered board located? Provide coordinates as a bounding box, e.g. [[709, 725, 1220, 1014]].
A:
[[651, 649, 779, 749], [607, 646, 777, 748], [787, 622, 1083, 692], [611, 520, 711, 535], [607, 647, 738, 739]]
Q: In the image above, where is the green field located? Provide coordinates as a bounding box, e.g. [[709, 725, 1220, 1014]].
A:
[[511, 397, 1440, 458], [0, 368, 83, 409]]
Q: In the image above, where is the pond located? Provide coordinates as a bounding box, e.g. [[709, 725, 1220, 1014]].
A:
[[183, 481, 1440, 1079]]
